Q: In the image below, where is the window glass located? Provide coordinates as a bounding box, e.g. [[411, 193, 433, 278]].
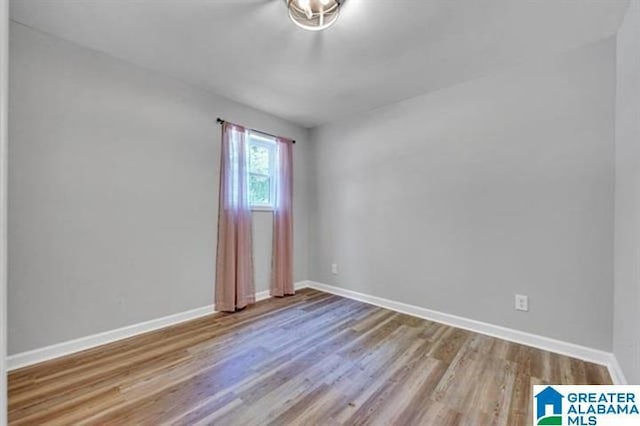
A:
[[247, 134, 276, 209]]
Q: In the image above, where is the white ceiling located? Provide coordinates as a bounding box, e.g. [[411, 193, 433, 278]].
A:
[[10, 0, 629, 128]]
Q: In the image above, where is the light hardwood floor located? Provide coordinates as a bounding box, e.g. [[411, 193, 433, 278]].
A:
[[8, 288, 611, 425]]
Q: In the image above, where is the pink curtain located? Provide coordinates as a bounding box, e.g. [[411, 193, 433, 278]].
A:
[[271, 137, 294, 297], [215, 123, 255, 312]]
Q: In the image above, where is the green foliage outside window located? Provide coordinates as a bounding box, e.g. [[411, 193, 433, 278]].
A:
[[250, 145, 270, 175], [248, 140, 274, 207], [249, 174, 270, 205]]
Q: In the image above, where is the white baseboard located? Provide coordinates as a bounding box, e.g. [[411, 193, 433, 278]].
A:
[[7, 305, 215, 371], [607, 355, 629, 385], [8, 280, 628, 385], [7, 281, 310, 371], [306, 281, 628, 385]]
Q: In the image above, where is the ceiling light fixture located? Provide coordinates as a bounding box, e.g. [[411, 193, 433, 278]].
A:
[[287, 0, 341, 31]]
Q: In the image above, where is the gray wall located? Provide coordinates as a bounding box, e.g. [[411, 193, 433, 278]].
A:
[[8, 23, 311, 355], [1, 0, 8, 422], [309, 38, 616, 351], [7, 14, 627, 361], [614, 1, 640, 384]]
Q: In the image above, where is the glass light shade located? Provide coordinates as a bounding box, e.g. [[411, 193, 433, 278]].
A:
[[287, 0, 341, 31]]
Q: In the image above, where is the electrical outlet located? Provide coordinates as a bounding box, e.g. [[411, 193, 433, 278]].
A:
[[331, 263, 339, 275], [515, 294, 528, 312]]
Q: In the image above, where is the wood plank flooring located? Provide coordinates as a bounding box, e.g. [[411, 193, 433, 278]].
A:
[[8, 288, 612, 425]]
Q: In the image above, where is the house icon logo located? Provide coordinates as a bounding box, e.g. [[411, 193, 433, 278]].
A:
[[535, 386, 564, 425]]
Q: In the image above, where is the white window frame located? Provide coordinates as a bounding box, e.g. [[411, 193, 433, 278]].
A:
[[247, 132, 277, 211]]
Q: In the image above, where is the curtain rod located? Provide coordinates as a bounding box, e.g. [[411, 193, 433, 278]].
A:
[[216, 118, 296, 144]]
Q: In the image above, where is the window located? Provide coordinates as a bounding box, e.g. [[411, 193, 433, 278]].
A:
[[248, 132, 277, 210]]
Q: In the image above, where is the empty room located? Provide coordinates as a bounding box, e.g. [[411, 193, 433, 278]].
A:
[[0, 0, 639, 425]]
